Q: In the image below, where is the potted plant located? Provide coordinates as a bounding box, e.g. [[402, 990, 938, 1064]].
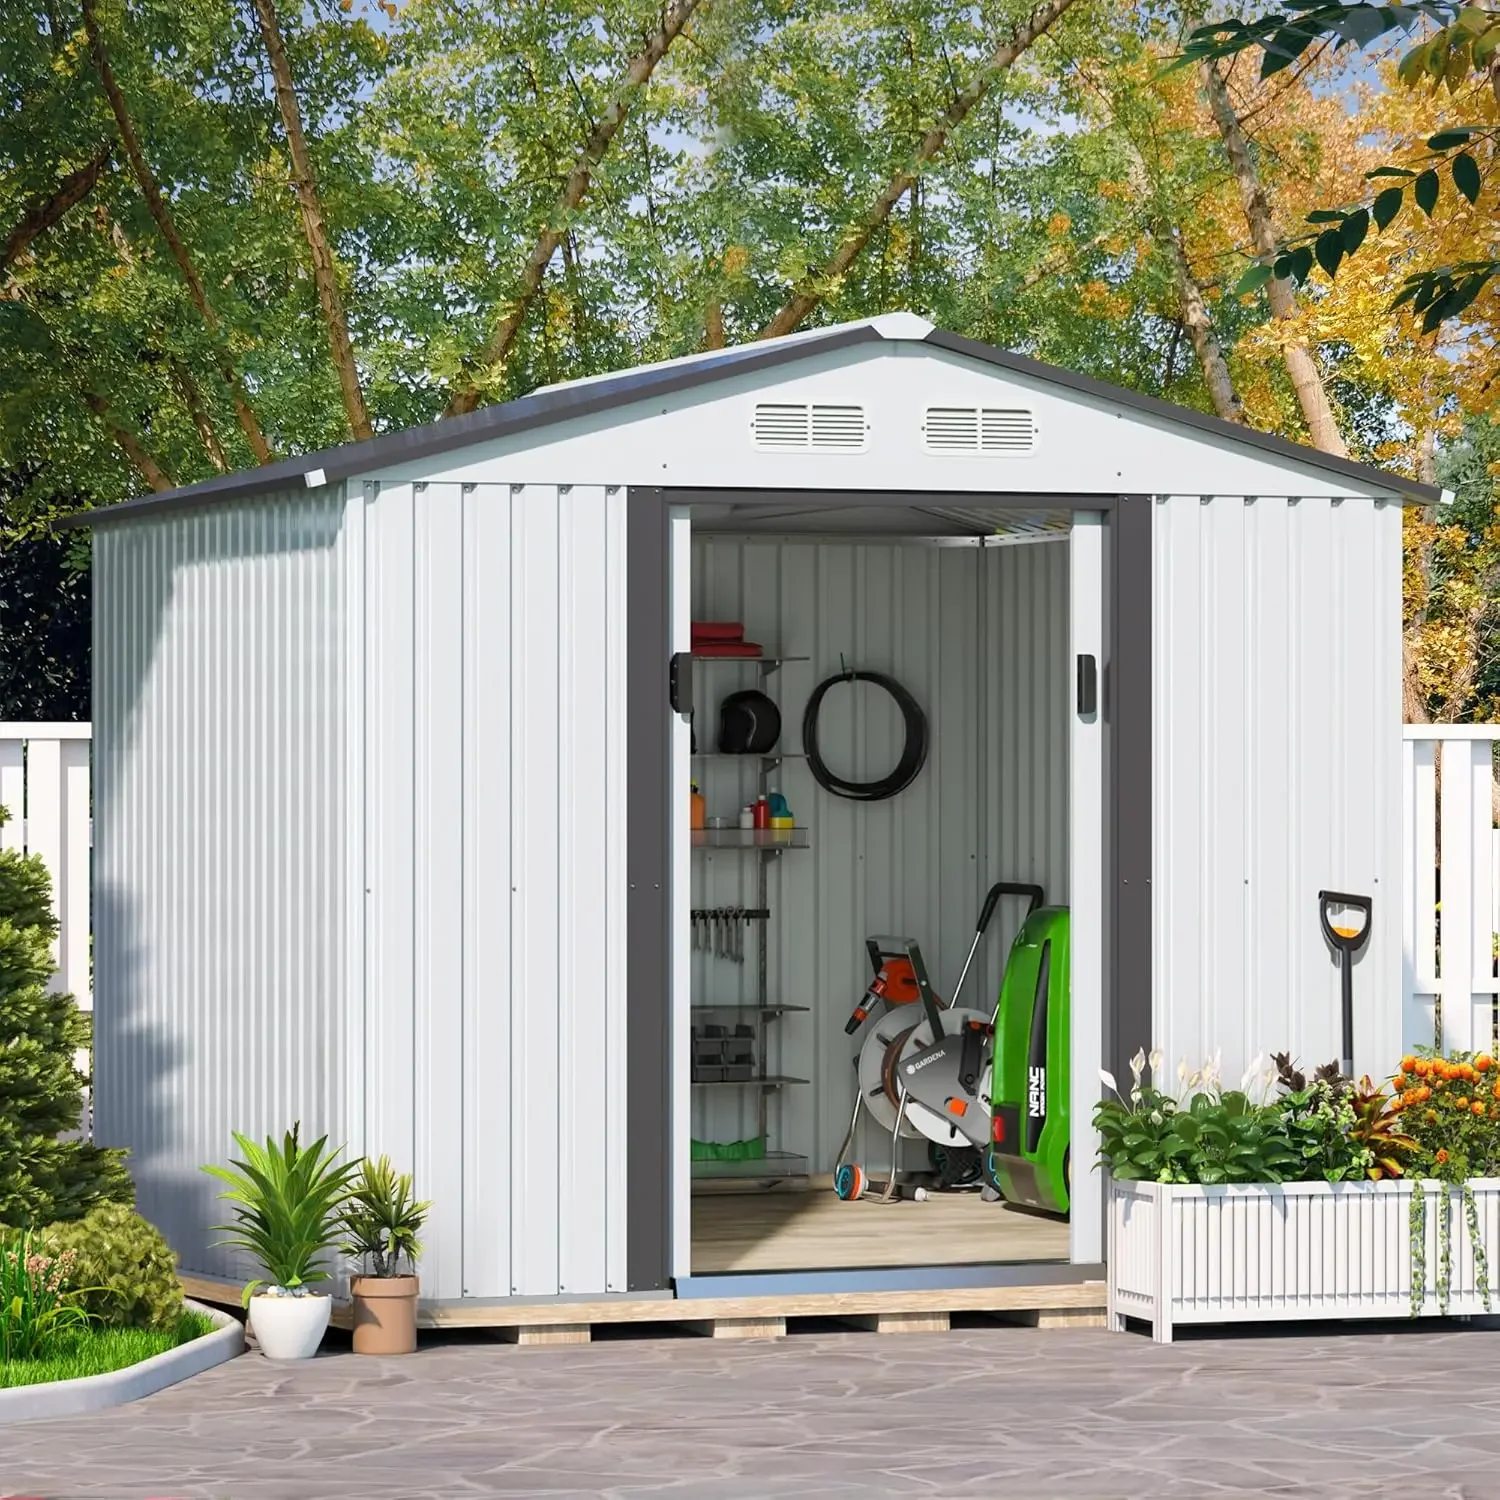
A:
[[203, 1124, 360, 1360], [1100, 1046, 1500, 1342], [339, 1155, 430, 1355]]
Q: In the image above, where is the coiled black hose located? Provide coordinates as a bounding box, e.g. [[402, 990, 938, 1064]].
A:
[[801, 669, 929, 801]]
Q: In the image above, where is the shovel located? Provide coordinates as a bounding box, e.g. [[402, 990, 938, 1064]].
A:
[[1318, 890, 1372, 1077]]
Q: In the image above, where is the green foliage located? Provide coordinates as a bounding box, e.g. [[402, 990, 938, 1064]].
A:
[[0, 1308, 211, 1388], [1094, 1055, 1302, 1185], [339, 1155, 430, 1279], [0, 524, 90, 723], [203, 1124, 359, 1304], [36, 1203, 182, 1331], [0, 1231, 91, 1362], [0, 821, 131, 1227]]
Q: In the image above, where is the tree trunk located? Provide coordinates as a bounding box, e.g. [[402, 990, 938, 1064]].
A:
[[1166, 228, 1245, 424], [84, 392, 173, 492], [169, 359, 228, 471], [1, 149, 109, 271], [445, 0, 705, 417], [758, 0, 1080, 341], [704, 298, 725, 350], [82, 0, 272, 464], [1200, 59, 1347, 456], [251, 0, 371, 440]]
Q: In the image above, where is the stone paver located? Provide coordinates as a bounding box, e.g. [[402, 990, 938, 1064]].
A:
[[1, 1322, 1496, 1498]]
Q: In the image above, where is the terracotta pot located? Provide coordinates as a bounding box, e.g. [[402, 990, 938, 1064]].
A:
[[350, 1274, 420, 1355]]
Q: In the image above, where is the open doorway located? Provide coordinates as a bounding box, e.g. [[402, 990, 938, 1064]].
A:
[[669, 495, 1105, 1283]]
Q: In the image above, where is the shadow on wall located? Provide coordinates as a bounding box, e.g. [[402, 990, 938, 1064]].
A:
[[90, 498, 347, 1285]]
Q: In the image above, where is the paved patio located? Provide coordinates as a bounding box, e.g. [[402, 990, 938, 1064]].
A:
[[2, 1320, 1498, 1498]]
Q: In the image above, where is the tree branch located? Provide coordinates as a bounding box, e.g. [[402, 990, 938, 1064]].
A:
[[444, 0, 706, 417], [83, 391, 174, 492], [758, 0, 1081, 341], [81, 0, 273, 464], [1200, 58, 1347, 456], [1, 149, 109, 272], [251, 0, 371, 440]]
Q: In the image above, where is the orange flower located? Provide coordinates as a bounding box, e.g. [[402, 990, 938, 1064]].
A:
[[1459, 1097, 1470, 1109], [1395, 1073, 1410, 1091], [1474, 1101, 1487, 1116], [1463, 1063, 1477, 1080], [1419, 1086, 1432, 1102], [1437, 1149, 1450, 1164], [1415, 1059, 1431, 1076], [1479, 1055, 1494, 1073], [1435, 1079, 1447, 1091], [1402, 1055, 1418, 1073]]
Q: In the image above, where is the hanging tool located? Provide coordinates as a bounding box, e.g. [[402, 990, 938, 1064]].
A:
[[1319, 890, 1372, 1077]]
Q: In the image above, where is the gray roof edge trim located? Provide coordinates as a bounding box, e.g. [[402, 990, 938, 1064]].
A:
[[923, 329, 1442, 506], [56, 323, 884, 529]]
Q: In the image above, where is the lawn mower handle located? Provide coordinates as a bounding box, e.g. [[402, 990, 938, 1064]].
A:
[[948, 882, 1049, 1013]]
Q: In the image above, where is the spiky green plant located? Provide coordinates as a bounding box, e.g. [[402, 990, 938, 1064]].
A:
[[202, 1125, 359, 1306], [339, 1156, 430, 1279]]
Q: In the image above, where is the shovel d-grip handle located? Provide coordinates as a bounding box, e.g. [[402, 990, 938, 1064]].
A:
[[1319, 890, 1372, 954], [1319, 891, 1372, 1080]]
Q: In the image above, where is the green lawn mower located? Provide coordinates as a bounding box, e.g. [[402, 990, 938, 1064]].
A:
[[844, 883, 1072, 1218], [985, 904, 1072, 1216]]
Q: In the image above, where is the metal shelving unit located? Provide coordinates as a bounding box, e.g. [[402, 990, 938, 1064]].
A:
[[690, 651, 809, 1187]]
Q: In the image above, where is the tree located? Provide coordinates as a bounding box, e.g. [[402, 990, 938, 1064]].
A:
[[1182, 2, 1500, 330], [0, 815, 132, 1227], [0, 524, 90, 723]]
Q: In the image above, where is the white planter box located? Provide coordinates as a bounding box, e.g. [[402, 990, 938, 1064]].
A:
[[1108, 1178, 1500, 1342]]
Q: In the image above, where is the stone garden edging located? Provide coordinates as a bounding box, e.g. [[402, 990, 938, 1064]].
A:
[[0, 1299, 243, 1423]]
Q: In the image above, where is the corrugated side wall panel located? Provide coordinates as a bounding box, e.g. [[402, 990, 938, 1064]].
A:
[[362, 481, 625, 1301], [1152, 496, 1402, 1088], [92, 490, 347, 1281], [691, 538, 1069, 1173]]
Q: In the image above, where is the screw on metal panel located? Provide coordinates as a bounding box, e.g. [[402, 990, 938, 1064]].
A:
[[414, 481, 428, 492], [560, 484, 572, 493], [511, 483, 524, 493], [462, 483, 476, 493]]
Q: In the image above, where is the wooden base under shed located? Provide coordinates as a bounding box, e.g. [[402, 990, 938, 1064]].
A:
[[180, 1273, 1103, 1342], [690, 1182, 1070, 1274]]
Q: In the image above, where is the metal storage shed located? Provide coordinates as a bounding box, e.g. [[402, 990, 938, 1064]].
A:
[[64, 312, 1434, 1314]]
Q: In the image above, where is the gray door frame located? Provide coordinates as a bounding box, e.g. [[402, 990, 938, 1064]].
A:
[[625, 487, 1152, 1292]]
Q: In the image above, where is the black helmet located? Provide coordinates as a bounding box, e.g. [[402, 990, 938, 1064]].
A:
[[717, 690, 782, 755]]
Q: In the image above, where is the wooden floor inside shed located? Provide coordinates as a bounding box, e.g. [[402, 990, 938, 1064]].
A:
[[690, 1186, 1069, 1274]]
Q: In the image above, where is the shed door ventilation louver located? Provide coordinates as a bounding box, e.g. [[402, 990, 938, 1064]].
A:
[[922, 407, 1036, 455], [752, 403, 868, 452]]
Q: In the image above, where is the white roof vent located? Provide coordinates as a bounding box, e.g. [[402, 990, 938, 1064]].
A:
[[752, 403, 868, 452], [923, 406, 1035, 455]]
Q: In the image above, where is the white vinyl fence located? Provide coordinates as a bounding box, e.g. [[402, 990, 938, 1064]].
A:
[[1403, 724, 1500, 1057], [0, 723, 92, 1012]]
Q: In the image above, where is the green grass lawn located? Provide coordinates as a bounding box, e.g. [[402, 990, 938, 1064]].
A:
[[1, 1309, 217, 1388]]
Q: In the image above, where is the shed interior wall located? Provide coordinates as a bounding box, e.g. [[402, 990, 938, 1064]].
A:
[[687, 527, 1070, 1271]]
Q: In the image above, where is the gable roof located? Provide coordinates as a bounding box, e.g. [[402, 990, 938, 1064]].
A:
[[59, 314, 1440, 528]]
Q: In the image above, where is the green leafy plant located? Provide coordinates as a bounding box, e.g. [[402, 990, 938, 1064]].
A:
[[0, 1231, 90, 1362], [202, 1124, 360, 1307], [0, 810, 131, 1227], [0, 1309, 214, 1389], [1273, 1053, 1372, 1183], [1095, 1049, 1301, 1185], [339, 1156, 430, 1279], [36, 1203, 182, 1331]]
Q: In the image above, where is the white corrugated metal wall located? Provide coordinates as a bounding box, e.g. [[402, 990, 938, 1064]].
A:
[[357, 481, 629, 1302], [1151, 494, 1403, 1089], [690, 536, 1070, 1174], [92, 491, 348, 1281]]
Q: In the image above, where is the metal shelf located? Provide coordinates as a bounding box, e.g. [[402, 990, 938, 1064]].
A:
[[691, 654, 808, 678], [690, 1003, 810, 1015], [691, 828, 810, 851], [691, 1075, 808, 1089], [691, 1151, 809, 1181]]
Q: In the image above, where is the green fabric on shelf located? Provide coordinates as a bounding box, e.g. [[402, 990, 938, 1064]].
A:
[[690, 1136, 766, 1161]]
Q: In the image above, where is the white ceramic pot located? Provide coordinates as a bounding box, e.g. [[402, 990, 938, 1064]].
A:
[[249, 1291, 332, 1360]]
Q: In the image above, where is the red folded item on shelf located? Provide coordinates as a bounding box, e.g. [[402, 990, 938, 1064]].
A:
[[691, 620, 745, 641], [692, 641, 764, 657]]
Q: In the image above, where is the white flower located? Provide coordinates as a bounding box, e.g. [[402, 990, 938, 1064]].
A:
[[1129, 1047, 1146, 1084], [1186, 1070, 1203, 1092], [1100, 1068, 1119, 1095], [1149, 1048, 1164, 1080], [1177, 1057, 1189, 1086]]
